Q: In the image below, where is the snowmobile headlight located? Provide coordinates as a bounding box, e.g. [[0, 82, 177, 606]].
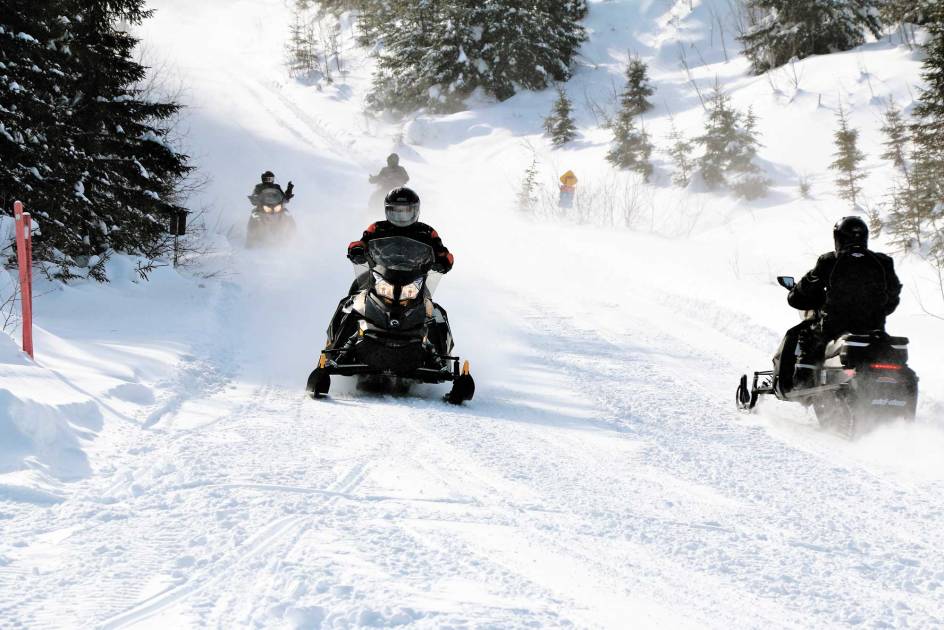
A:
[[272, 204, 283, 213], [373, 273, 395, 300], [399, 277, 424, 301], [263, 205, 274, 213]]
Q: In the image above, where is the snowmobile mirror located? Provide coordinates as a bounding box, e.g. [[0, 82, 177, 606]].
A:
[[777, 276, 796, 290]]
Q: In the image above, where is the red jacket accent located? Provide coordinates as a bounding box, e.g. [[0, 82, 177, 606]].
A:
[[348, 221, 453, 272]]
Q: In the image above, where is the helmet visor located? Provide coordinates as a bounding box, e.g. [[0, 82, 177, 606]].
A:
[[385, 203, 419, 227]]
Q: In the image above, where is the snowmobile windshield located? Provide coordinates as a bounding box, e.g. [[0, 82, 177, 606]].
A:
[[367, 237, 435, 277], [259, 188, 284, 206]]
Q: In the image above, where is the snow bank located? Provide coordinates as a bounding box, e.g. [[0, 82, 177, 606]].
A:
[[0, 332, 101, 503]]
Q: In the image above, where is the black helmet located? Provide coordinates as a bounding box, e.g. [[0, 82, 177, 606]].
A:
[[384, 187, 420, 227], [261, 171, 275, 184], [387, 153, 399, 167], [833, 216, 868, 253]]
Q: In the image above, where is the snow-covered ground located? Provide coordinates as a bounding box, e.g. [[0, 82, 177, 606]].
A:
[[2, 0, 943, 627]]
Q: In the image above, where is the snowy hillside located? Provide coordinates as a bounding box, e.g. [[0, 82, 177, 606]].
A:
[[2, 0, 944, 627]]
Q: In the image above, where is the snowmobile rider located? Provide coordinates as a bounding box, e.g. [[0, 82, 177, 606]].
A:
[[785, 216, 902, 388], [347, 187, 453, 291], [369, 153, 410, 189], [249, 171, 294, 209]]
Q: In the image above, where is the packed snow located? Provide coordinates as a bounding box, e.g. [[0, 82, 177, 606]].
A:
[[1, 0, 943, 628]]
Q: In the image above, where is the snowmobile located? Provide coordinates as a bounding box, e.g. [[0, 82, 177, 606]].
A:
[[736, 276, 918, 438], [246, 188, 296, 248], [306, 235, 475, 405]]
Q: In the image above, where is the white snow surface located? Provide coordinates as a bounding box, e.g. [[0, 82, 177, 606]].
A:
[[2, 0, 944, 627]]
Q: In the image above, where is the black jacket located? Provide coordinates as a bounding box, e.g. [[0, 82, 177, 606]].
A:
[[788, 247, 901, 337], [369, 165, 409, 189], [348, 221, 453, 272], [249, 182, 294, 206]]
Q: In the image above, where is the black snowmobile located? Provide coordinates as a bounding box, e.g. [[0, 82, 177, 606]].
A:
[[736, 276, 918, 438], [246, 188, 296, 248], [306, 235, 475, 404]]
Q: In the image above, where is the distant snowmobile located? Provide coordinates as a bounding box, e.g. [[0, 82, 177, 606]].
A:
[[368, 153, 409, 213], [736, 276, 918, 438], [306, 235, 475, 404], [246, 187, 296, 248]]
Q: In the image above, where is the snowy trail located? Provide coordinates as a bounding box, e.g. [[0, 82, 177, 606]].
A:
[[4, 241, 943, 627], [4, 1, 944, 628]]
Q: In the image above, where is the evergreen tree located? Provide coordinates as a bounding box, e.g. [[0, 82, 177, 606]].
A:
[[830, 104, 867, 209], [697, 87, 739, 189], [728, 107, 769, 199], [0, 0, 191, 280], [367, 0, 588, 114], [543, 85, 578, 147], [879, 0, 934, 47], [618, 56, 654, 118], [695, 86, 768, 197], [911, 3, 944, 177], [880, 98, 909, 174], [606, 115, 653, 181], [879, 0, 934, 28], [667, 122, 695, 188], [739, 0, 882, 74], [287, 2, 316, 78]]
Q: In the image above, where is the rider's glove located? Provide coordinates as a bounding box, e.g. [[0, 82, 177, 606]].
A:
[[348, 241, 367, 265], [433, 252, 454, 273]]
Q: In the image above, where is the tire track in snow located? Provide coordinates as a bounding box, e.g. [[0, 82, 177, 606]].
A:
[[97, 425, 374, 629], [512, 303, 944, 627]]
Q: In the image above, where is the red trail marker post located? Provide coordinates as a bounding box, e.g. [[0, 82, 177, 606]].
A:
[[13, 201, 34, 358]]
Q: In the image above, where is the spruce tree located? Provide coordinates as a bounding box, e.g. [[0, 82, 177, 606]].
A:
[[875, 6, 944, 259], [367, 0, 588, 114], [0, 0, 191, 279], [728, 107, 769, 199], [830, 105, 867, 209], [606, 115, 653, 181], [880, 98, 909, 174], [695, 87, 768, 196], [544, 85, 578, 147], [879, 0, 934, 28], [667, 122, 695, 188], [739, 0, 882, 74], [288, 2, 316, 78], [696, 86, 741, 189], [618, 56, 654, 118], [911, 3, 944, 178]]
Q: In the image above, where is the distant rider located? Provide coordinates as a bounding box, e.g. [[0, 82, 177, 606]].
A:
[[369, 154, 410, 190], [784, 216, 902, 387], [249, 171, 294, 210], [347, 187, 453, 292]]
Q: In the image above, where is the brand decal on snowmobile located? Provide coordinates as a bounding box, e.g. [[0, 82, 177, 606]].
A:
[[870, 399, 906, 407]]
